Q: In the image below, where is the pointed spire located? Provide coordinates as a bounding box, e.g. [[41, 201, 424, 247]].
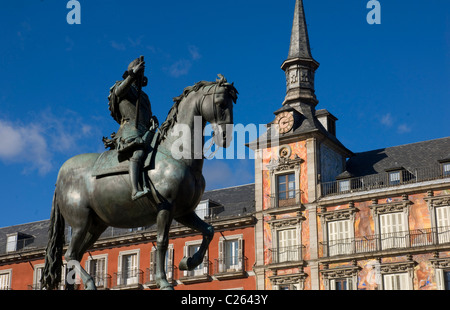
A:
[[281, 0, 319, 106], [288, 0, 313, 60]]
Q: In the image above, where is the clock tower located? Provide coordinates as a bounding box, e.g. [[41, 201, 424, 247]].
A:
[[251, 0, 353, 290]]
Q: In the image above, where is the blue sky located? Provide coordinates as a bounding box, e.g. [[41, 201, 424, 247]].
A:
[[0, 0, 448, 227]]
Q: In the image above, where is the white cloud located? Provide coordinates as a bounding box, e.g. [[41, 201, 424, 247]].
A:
[[397, 123, 412, 134], [0, 120, 51, 175], [165, 45, 201, 78], [380, 113, 393, 127], [167, 59, 192, 78], [0, 110, 100, 176], [188, 45, 201, 60], [111, 40, 126, 51]]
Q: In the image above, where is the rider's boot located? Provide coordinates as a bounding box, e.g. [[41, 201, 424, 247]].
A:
[[130, 156, 149, 201]]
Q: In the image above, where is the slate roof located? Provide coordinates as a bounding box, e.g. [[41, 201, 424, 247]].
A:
[[345, 136, 450, 178], [0, 184, 255, 255]]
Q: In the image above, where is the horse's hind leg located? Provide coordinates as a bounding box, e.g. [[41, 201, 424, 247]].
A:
[[64, 212, 102, 290], [176, 212, 214, 271]]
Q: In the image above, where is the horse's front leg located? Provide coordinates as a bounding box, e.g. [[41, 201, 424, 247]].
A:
[[176, 212, 214, 271], [155, 203, 174, 290]]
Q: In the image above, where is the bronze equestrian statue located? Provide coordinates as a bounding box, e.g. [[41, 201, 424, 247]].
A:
[[41, 59, 238, 290]]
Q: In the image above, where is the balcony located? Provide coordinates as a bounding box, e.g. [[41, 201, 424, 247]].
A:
[[214, 255, 248, 280], [266, 190, 303, 214], [267, 245, 305, 267], [84, 273, 112, 290], [179, 260, 212, 284], [145, 265, 178, 289], [321, 165, 450, 197], [320, 226, 450, 258], [112, 269, 144, 290]]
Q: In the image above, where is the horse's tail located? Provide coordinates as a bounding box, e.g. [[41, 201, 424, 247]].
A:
[[41, 191, 65, 290]]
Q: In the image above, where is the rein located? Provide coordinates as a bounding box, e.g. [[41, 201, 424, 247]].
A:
[[199, 84, 222, 159]]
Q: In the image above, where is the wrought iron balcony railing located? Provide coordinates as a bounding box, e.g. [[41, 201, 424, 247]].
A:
[[320, 226, 450, 258], [267, 245, 305, 264], [113, 269, 144, 289], [214, 255, 248, 275], [321, 165, 450, 197]]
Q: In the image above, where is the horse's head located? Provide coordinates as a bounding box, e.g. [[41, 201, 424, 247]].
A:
[[199, 75, 238, 148]]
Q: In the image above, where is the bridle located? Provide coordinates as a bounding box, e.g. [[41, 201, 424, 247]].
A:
[[198, 84, 227, 159]]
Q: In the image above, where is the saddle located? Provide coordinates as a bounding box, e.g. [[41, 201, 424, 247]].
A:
[[92, 130, 159, 178]]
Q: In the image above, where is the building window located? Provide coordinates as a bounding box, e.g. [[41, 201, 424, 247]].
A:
[[188, 245, 203, 276], [31, 265, 44, 290], [0, 270, 11, 290], [380, 212, 408, 249], [182, 241, 209, 279], [444, 271, 450, 290], [6, 235, 17, 253], [117, 250, 140, 287], [217, 235, 244, 274], [338, 180, 350, 193], [327, 220, 352, 256], [330, 278, 352, 290], [196, 201, 209, 219], [149, 245, 174, 283], [224, 239, 239, 270], [278, 173, 296, 201], [436, 206, 450, 244], [277, 228, 299, 263], [86, 255, 108, 289], [388, 171, 401, 185], [383, 273, 410, 290], [443, 163, 450, 177]]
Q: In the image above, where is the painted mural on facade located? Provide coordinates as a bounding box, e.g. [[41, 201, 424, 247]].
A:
[[319, 189, 450, 290], [261, 141, 310, 289]]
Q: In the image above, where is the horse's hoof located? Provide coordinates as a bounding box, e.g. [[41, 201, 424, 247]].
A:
[[161, 285, 174, 291], [179, 257, 191, 271]]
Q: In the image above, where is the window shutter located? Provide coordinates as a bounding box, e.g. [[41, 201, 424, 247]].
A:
[[329, 279, 336, 290], [383, 274, 393, 290], [183, 246, 188, 277], [150, 249, 156, 281], [238, 238, 244, 270], [218, 239, 224, 273], [0, 272, 10, 290], [437, 206, 450, 243], [436, 268, 444, 290], [328, 221, 337, 256], [167, 246, 174, 279]]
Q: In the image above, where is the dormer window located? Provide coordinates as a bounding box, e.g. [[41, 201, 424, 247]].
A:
[[195, 199, 223, 220], [338, 180, 350, 193], [6, 232, 34, 253], [335, 171, 354, 193], [385, 167, 405, 186], [388, 171, 401, 185], [6, 234, 17, 253]]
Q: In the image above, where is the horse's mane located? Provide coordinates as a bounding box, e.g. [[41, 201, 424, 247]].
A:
[[158, 75, 238, 143]]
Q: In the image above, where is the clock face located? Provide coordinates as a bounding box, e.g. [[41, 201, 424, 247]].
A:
[[274, 111, 294, 134]]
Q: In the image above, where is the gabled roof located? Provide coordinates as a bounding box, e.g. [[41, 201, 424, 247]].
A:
[[345, 136, 450, 177]]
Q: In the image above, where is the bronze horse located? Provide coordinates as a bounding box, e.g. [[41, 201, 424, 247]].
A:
[[41, 76, 238, 290]]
